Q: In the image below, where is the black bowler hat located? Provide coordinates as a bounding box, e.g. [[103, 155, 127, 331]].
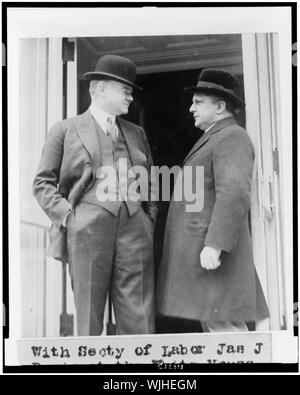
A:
[[83, 54, 142, 90], [184, 68, 245, 108]]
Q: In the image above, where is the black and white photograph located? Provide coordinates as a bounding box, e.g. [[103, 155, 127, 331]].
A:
[[2, 3, 298, 373]]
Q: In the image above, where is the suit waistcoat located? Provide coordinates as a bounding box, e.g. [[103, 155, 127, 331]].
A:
[[82, 119, 141, 216]]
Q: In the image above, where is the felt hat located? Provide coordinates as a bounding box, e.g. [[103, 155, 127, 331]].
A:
[[184, 68, 244, 108], [83, 54, 141, 90]]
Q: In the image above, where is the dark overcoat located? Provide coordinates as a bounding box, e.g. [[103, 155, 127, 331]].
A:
[[156, 117, 269, 323]]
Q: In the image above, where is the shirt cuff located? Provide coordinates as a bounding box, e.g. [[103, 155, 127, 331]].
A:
[[62, 206, 73, 227]]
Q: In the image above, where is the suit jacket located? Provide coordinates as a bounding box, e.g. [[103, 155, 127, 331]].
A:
[[33, 109, 157, 262], [156, 117, 269, 322]]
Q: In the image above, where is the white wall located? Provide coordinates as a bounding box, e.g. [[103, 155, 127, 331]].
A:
[[19, 38, 76, 338], [242, 33, 293, 331]]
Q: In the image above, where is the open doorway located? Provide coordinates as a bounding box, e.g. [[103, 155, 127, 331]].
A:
[[78, 67, 245, 333], [77, 34, 244, 333]]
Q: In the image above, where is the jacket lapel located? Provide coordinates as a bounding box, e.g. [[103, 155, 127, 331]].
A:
[[117, 117, 142, 167], [75, 110, 101, 174], [183, 116, 237, 165]]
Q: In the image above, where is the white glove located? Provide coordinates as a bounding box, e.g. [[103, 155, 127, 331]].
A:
[[200, 246, 221, 270]]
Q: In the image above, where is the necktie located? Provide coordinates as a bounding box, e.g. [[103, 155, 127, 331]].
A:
[[106, 116, 118, 143]]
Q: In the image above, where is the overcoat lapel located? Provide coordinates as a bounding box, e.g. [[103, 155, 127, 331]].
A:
[[75, 110, 101, 177], [183, 117, 237, 165]]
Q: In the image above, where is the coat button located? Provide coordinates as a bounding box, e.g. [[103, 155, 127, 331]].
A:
[[80, 183, 85, 189]]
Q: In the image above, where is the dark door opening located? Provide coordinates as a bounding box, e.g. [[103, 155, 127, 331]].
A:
[[78, 68, 245, 334]]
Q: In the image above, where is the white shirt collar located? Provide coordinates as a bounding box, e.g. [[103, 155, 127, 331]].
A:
[[204, 116, 233, 133], [90, 103, 117, 135], [204, 122, 217, 134]]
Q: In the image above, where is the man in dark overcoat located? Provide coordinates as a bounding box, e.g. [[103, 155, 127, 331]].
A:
[[156, 69, 269, 332], [33, 55, 157, 336]]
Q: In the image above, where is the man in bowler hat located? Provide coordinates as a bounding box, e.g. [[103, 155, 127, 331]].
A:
[[156, 69, 269, 332], [33, 55, 157, 335]]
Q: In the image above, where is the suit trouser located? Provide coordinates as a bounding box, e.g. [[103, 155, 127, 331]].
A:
[[67, 202, 155, 336]]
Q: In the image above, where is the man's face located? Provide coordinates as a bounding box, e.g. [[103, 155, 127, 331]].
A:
[[98, 80, 133, 115], [189, 93, 219, 130]]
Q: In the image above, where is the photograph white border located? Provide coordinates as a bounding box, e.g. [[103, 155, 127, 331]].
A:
[[4, 3, 297, 368]]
